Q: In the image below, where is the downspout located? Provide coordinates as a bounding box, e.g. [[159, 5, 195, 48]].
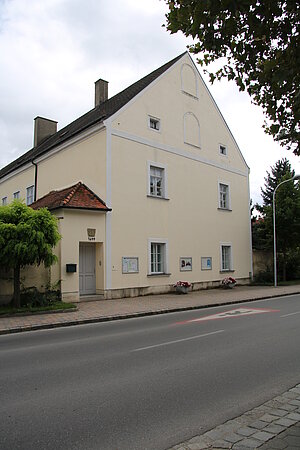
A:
[[32, 161, 38, 201]]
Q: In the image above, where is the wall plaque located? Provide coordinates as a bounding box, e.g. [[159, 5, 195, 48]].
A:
[[87, 228, 96, 241], [201, 257, 212, 270], [180, 257, 192, 271], [122, 257, 139, 273]]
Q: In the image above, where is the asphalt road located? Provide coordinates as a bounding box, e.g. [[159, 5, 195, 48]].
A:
[[1, 295, 300, 450]]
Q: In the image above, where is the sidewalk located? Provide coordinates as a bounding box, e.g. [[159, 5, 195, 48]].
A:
[[1, 283, 300, 449], [169, 384, 300, 450], [0, 284, 299, 335]]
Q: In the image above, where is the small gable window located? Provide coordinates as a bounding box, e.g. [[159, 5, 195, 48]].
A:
[[219, 144, 227, 156], [2, 196, 7, 206], [148, 116, 160, 132]]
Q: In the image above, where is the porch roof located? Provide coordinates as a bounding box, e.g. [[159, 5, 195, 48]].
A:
[[30, 182, 111, 212]]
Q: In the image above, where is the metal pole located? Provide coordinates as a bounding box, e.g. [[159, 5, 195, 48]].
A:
[[272, 175, 300, 288], [273, 190, 277, 287]]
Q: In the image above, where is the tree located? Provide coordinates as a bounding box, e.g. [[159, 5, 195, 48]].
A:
[[260, 158, 295, 206], [164, 0, 300, 155], [0, 201, 60, 308], [254, 159, 300, 280]]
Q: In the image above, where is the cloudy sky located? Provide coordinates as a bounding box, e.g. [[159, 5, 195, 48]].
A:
[[0, 0, 299, 204]]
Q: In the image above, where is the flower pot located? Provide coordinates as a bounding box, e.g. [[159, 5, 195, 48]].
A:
[[223, 283, 236, 289], [175, 285, 189, 294]]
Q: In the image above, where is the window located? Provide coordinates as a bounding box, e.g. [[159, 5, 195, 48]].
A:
[[151, 243, 164, 273], [148, 239, 168, 275], [13, 191, 20, 199], [148, 162, 167, 199], [221, 245, 232, 271], [219, 183, 230, 210], [219, 144, 227, 156], [2, 197, 7, 206], [26, 185, 34, 205], [150, 166, 163, 197], [149, 116, 160, 131]]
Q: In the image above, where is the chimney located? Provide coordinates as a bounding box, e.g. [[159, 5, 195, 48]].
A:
[[34, 116, 57, 147], [95, 79, 108, 107]]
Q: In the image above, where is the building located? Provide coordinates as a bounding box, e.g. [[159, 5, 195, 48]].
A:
[[0, 52, 252, 302]]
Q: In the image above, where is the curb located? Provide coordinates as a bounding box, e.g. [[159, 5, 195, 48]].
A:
[[0, 290, 299, 336]]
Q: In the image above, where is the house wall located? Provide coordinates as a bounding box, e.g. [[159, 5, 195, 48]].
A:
[[107, 53, 251, 297], [37, 128, 106, 198], [0, 165, 35, 204]]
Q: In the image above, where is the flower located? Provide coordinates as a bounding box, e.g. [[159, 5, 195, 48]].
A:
[[221, 277, 236, 286], [174, 281, 191, 288]]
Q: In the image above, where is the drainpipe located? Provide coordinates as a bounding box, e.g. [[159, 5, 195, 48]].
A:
[[32, 161, 38, 201]]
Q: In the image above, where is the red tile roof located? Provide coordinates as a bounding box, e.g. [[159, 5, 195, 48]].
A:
[[31, 182, 111, 212]]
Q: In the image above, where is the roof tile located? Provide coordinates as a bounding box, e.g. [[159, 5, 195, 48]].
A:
[[30, 182, 111, 212]]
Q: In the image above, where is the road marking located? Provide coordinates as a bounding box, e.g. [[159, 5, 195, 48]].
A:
[[176, 307, 280, 325], [281, 311, 300, 318], [131, 330, 224, 352]]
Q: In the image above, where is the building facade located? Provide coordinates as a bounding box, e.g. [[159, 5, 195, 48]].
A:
[[0, 52, 252, 302]]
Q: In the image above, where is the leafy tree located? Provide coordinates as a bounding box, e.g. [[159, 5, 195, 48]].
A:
[[0, 201, 60, 308], [254, 159, 300, 280], [164, 0, 300, 155]]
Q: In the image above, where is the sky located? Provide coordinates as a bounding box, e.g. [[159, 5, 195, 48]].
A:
[[0, 0, 299, 205]]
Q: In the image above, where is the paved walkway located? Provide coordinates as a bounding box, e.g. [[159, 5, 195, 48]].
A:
[[169, 384, 300, 450], [1, 284, 300, 449], [0, 284, 299, 335]]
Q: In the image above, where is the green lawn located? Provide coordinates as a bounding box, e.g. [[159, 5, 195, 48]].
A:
[[0, 301, 76, 316]]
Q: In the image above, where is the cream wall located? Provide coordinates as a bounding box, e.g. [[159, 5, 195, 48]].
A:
[[57, 209, 106, 302], [0, 128, 107, 205], [0, 165, 35, 203], [108, 53, 251, 291], [109, 136, 251, 290], [37, 128, 106, 199], [111, 53, 248, 175]]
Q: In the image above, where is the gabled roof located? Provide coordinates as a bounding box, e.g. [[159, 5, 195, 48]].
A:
[[30, 182, 111, 212], [0, 52, 186, 180]]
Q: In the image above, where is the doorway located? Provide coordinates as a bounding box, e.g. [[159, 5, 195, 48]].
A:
[[79, 243, 96, 295]]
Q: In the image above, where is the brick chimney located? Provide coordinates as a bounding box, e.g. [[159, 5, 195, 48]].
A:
[[95, 79, 108, 107], [34, 116, 57, 147]]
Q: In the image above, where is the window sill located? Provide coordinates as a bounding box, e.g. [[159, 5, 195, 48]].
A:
[[147, 273, 171, 277], [217, 207, 232, 212], [147, 195, 170, 201], [220, 270, 235, 274]]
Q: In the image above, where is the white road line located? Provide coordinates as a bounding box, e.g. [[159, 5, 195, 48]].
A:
[[131, 330, 225, 352], [281, 311, 300, 318]]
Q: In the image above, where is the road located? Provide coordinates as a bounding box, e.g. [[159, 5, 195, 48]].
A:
[[0, 295, 300, 450]]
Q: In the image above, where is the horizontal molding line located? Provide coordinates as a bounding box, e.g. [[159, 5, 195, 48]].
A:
[[111, 129, 248, 178]]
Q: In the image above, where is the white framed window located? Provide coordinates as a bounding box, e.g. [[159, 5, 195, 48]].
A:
[[219, 144, 227, 156], [148, 238, 168, 275], [220, 244, 233, 272], [26, 185, 35, 205], [218, 182, 231, 210], [147, 162, 167, 199], [2, 196, 7, 206], [148, 116, 160, 132], [13, 191, 20, 199]]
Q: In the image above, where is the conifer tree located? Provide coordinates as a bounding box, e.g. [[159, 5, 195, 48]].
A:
[[254, 159, 300, 280]]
